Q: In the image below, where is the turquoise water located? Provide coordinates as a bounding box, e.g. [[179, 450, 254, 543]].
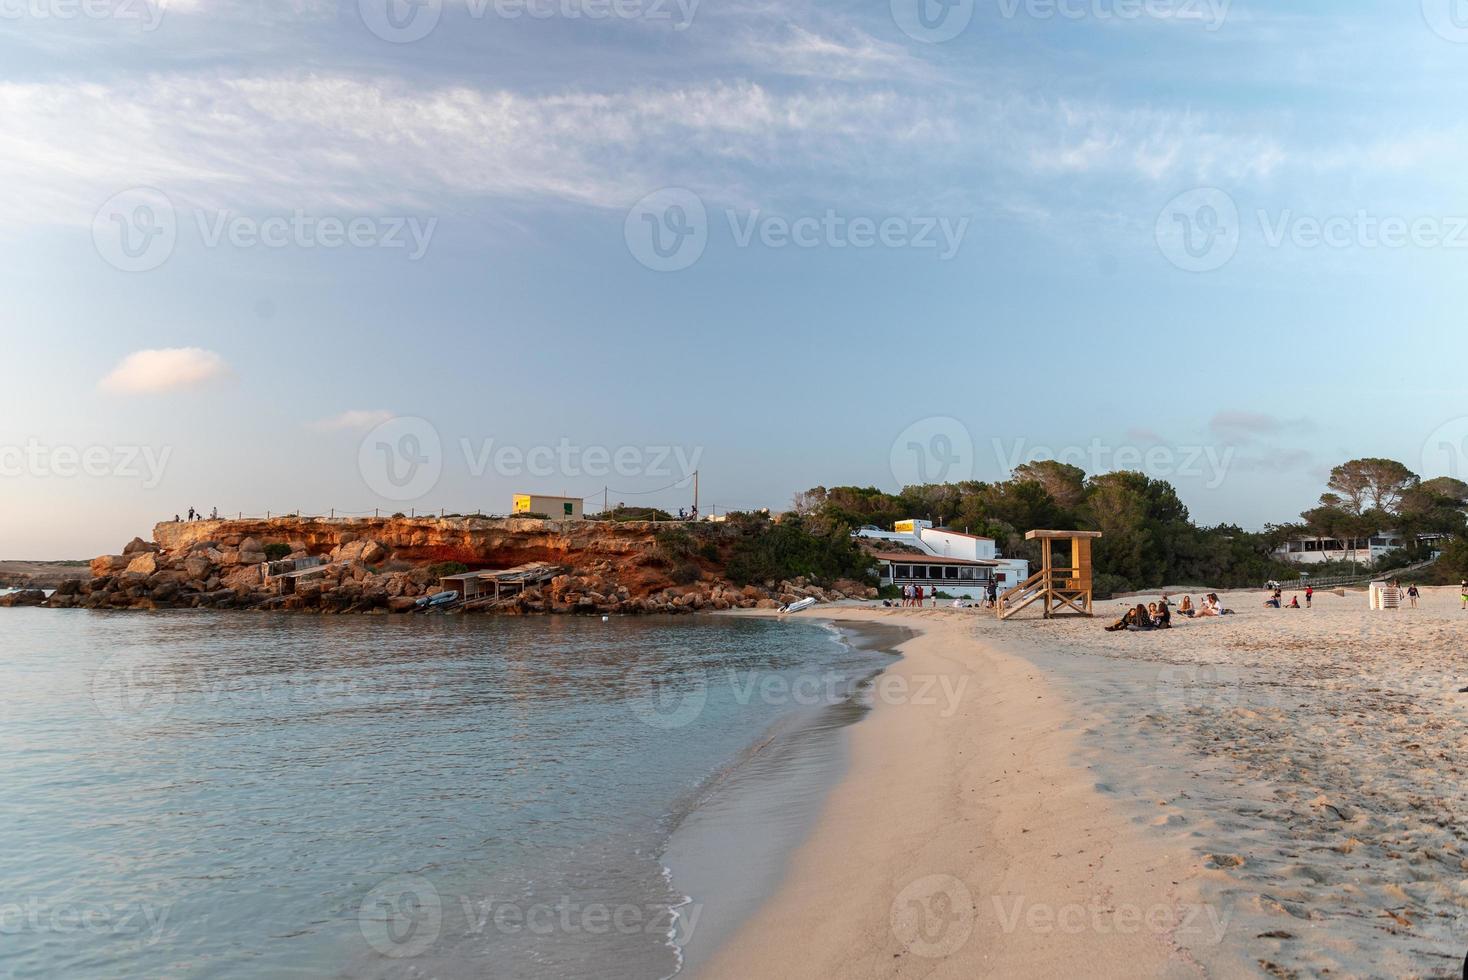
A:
[[0, 610, 891, 979]]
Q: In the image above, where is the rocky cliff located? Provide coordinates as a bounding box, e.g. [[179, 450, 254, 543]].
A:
[[36, 517, 875, 614]]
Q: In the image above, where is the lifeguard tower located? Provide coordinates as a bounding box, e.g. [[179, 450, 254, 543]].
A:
[[997, 530, 1102, 620]]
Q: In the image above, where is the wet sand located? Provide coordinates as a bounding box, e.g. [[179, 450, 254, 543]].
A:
[[700, 587, 1468, 978]]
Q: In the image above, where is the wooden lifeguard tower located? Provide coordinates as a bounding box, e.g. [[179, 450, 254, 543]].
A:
[[997, 530, 1102, 620]]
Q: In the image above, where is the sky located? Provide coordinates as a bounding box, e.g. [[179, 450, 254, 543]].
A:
[[4, 0, 1468, 557]]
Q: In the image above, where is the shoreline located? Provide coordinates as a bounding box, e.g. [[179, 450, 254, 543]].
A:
[[661, 618, 913, 976], [694, 607, 1213, 979]]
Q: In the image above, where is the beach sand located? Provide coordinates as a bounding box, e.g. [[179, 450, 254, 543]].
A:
[[700, 586, 1468, 979]]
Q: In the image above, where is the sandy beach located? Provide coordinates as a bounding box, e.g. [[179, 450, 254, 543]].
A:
[[701, 587, 1468, 979]]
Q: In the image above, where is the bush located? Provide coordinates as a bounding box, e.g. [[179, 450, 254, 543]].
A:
[[725, 517, 876, 587], [670, 562, 701, 585], [427, 561, 469, 579], [263, 543, 292, 561], [653, 528, 696, 565]]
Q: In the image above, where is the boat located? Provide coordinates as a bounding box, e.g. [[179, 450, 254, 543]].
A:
[[415, 590, 459, 609], [779, 596, 817, 614]]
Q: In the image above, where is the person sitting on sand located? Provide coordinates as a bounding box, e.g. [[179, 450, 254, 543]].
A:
[[1178, 595, 1195, 617], [1264, 593, 1281, 608], [1287, 595, 1301, 608], [1105, 603, 1155, 632], [1153, 601, 1172, 628], [1207, 593, 1235, 615]]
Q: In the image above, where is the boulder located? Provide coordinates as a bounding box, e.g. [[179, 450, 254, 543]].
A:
[[125, 553, 159, 577], [122, 536, 157, 555], [238, 536, 263, 555], [91, 555, 130, 577], [183, 557, 212, 581], [0, 589, 46, 607], [52, 579, 83, 597], [360, 540, 387, 565]]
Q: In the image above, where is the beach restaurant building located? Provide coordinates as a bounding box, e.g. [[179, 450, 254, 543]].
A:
[[856, 520, 1030, 600], [1272, 530, 1445, 566]]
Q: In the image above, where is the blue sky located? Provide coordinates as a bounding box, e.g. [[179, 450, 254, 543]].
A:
[[4, 0, 1468, 556]]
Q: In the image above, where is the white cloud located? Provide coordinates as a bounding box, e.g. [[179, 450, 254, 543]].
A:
[[99, 347, 229, 394], [309, 409, 396, 432]]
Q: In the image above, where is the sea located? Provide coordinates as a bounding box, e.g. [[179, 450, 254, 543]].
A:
[[0, 607, 901, 979]]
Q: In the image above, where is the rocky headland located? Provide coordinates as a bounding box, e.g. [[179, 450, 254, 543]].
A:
[[3, 516, 876, 614]]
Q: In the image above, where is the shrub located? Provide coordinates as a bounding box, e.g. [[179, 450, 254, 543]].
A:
[[427, 561, 469, 579], [670, 562, 701, 585], [725, 517, 876, 587], [263, 543, 292, 561]]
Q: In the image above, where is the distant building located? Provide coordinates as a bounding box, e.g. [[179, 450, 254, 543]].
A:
[[1273, 530, 1445, 566], [856, 520, 1029, 600], [512, 494, 584, 521]]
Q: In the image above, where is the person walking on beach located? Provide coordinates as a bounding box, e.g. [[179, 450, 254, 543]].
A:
[[1461, 581, 1467, 610], [986, 578, 998, 609], [1305, 585, 1313, 608], [1407, 584, 1420, 608], [914, 584, 924, 607]]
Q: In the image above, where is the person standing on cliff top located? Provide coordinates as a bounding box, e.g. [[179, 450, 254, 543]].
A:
[[210, 507, 218, 520], [187, 507, 195, 521]]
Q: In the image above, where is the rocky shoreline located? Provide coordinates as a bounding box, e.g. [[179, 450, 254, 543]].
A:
[[3, 516, 876, 614]]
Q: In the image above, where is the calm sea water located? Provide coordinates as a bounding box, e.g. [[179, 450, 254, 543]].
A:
[[0, 610, 891, 980]]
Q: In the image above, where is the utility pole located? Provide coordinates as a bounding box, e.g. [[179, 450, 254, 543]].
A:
[[693, 471, 699, 517], [603, 486, 609, 515]]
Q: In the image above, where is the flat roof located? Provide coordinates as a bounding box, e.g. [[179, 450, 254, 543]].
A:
[[872, 552, 998, 566], [1025, 530, 1103, 540]]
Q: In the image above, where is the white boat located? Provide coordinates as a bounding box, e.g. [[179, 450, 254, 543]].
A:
[[779, 597, 817, 614]]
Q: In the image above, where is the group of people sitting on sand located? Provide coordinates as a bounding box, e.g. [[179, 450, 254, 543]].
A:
[[1106, 593, 1232, 631]]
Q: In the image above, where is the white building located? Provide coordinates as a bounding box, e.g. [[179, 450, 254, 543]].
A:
[[857, 520, 1030, 600], [1272, 531, 1428, 566]]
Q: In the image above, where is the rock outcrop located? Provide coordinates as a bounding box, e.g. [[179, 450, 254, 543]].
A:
[[28, 516, 879, 615]]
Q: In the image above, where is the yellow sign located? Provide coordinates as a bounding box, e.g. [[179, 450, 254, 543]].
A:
[[512, 495, 532, 513], [895, 520, 916, 533]]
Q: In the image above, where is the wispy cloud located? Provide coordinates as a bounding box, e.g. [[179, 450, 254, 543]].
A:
[[309, 409, 395, 432], [99, 347, 229, 393]]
